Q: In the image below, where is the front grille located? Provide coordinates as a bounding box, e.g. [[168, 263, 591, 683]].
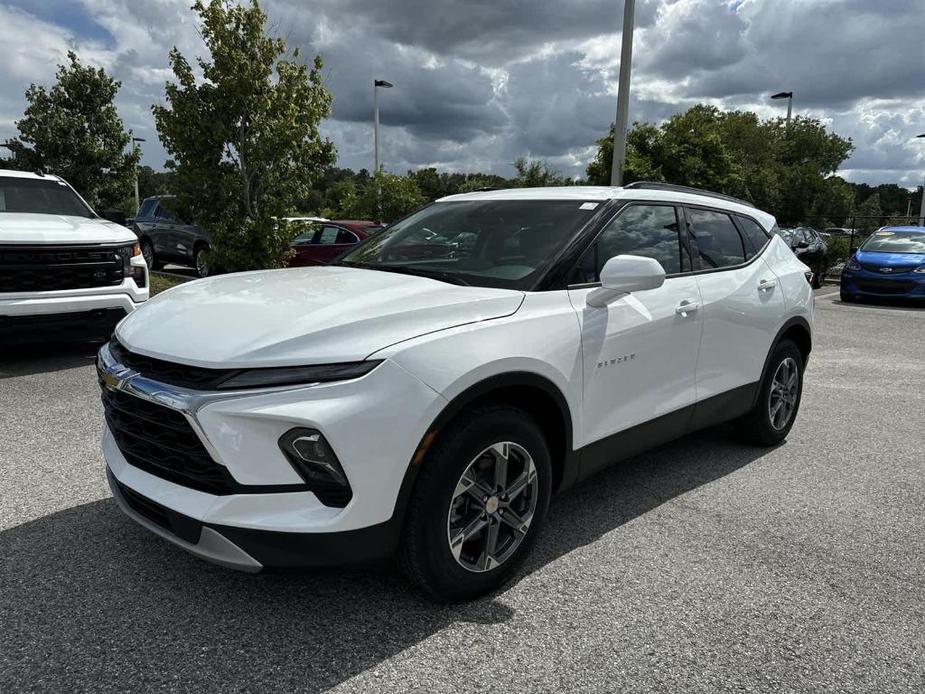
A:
[[0, 244, 130, 292], [856, 280, 915, 295], [859, 262, 918, 274], [108, 338, 235, 390], [101, 386, 239, 495]]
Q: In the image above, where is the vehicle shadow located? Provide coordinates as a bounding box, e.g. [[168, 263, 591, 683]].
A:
[[0, 427, 768, 693], [832, 297, 925, 312], [0, 341, 100, 379]]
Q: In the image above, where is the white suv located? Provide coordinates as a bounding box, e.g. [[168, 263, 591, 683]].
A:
[[98, 183, 812, 600], [0, 169, 148, 343]]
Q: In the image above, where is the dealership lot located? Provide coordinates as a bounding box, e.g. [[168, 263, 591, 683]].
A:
[[1, 289, 923, 693]]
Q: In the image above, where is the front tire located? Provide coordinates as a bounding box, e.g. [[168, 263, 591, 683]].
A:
[[400, 405, 552, 601], [840, 289, 856, 303], [194, 245, 211, 278], [140, 240, 162, 270], [736, 339, 804, 447]]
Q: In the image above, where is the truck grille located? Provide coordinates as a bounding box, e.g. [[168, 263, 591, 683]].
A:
[[101, 386, 239, 495], [0, 244, 128, 292]]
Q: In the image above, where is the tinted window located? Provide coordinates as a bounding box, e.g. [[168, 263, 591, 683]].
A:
[[341, 200, 599, 290], [571, 204, 683, 284], [739, 216, 770, 256], [155, 202, 175, 222], [689, 209, 745, 268], [0, 177, 93, 218], [335, 229, 358, 244], [137, 199, 158, 219]]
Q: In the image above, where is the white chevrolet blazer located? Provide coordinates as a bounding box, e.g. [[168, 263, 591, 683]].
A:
[[0, 169, 148, 343], [98, 183, 813, 600]]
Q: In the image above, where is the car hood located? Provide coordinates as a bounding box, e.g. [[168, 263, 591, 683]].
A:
[[0, 213, 137, 245], [855, 249, 925, 269], [116, 266, 524, 368]]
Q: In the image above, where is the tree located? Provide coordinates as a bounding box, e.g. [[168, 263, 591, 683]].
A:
[[7, 51, 138, 211], [586, 105, 853, 225], [511, 158, 572, 187], [153, 0, 335, 271], [339, 171, 426, 222]]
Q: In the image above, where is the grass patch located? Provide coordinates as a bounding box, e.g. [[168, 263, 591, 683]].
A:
[[149, 272, 189, 296]]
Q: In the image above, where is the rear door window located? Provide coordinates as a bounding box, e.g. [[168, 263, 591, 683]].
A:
[[738, 216, 770, 257], [688, 208, 746, 269]]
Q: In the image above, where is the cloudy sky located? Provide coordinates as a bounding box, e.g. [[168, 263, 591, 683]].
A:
[[1, 0, 923, 186]]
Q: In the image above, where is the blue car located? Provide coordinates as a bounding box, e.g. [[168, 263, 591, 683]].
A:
[[841, 226, 925, 302]]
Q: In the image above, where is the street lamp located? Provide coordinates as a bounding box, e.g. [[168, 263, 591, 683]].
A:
[[373, 79, 393, 173], [131, 135, 145, 214], [916, 133, 925, 226], [610, 0, 636, 187], [771, 91, 793, 127]]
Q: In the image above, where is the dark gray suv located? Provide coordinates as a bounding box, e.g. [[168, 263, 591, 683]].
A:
[[133, 195, 212, 277]]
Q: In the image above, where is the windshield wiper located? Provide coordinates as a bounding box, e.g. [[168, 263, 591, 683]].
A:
[[339, 261, 470, 286]]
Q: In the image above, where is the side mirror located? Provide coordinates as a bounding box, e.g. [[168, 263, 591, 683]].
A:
[[587, 255, 666, 308], [100, 209, 127, 226]]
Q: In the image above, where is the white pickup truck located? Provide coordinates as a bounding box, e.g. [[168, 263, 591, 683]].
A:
[[0, 168, 148, 344]]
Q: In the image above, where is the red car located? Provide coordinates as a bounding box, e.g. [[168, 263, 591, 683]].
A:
[[288, 218, 385, 267]]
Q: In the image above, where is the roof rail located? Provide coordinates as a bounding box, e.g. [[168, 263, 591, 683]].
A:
[[623, 181, 755, 208]]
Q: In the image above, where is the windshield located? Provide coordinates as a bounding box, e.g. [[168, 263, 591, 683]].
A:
[[0, 177, 94, 218], [860, 230, 925, 254], [339, 199, 601, 289]]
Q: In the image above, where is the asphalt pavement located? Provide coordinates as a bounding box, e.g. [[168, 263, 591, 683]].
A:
[[1, 289, 923, 693]]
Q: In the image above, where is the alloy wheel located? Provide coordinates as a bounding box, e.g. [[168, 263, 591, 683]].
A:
[[141, 243, 154, 269], [447, 441, 538, 573], [196, 250, 209, 277], [768, 356, 799, 430]]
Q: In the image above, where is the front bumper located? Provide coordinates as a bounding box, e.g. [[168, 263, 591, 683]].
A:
[[106, 467, 396, 570], [99, 343, 447, 568], [0, 265, 148, 341], [841, 269, 925, 299]]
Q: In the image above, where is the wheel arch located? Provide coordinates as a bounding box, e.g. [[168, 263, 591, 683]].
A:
[[753, 316, 812, 407], [390, 371, 576, 530]]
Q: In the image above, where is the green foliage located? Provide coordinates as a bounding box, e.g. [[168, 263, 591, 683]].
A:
[[338, 171, 427, 222], [6, 51, 138, 211], [586, 105, 854, 226], [152, 0, 335, 271], [511, 158, 572, 187]]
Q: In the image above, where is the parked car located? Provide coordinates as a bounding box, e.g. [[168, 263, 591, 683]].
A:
[[133, 195, 212, 277], [823, 227, 856, 238], [840, 226, 925, 302], [0, 168, 148, 344], [777, 226, 828, 287], [98, 182, 813, 600], [288, 218, 385, 267]]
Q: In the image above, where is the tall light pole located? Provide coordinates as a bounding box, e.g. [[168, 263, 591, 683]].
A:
[[373, 79, 393, 173], [917, 134, 925, 226], [771, 91, 793, 127], [130, 135, 145, 214], [610, 0, 635, 187]]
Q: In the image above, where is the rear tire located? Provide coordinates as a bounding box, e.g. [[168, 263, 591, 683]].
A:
[[399, 405, 552, 601], [736, 339, 804, 447], [813, 262, 825, 288]]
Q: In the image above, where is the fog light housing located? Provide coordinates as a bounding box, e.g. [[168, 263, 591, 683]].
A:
[[132, 266, 147, 288], [278, 428, 352, 507]]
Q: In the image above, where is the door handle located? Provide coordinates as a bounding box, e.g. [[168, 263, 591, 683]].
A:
[[758, 278, 777, 291], [676, 300, 700, 317]]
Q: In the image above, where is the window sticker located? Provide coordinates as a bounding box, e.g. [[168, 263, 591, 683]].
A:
[[579, 202, 599, 210]]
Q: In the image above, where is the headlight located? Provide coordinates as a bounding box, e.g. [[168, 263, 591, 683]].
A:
[[914, 266, 925, 274], [216, 360, 382, 390], [131, 243, 142, 257], [845, 259, 861, 271]]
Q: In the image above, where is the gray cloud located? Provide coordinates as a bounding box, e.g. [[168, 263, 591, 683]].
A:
[[0, 0, 922, 188]]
